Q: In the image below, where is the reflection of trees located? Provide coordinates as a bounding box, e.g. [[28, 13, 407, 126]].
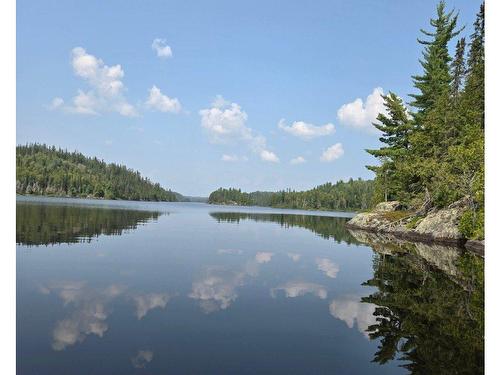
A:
[[17, 203, 161, 246], [209, 212, 360, 244], [362, 250, 484, 374]]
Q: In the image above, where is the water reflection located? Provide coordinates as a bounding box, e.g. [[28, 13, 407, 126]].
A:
[[40, 281, 173, 351], [189, 259, 261, 313], [40, 281, 126, 350], [315, 258, 339, 278], [131, 350, 154, 369], [353, 230, 484, 374], [210, 212, 360, 244], [329, 296, 377, 338], [16, 202, 162, 246], [271, 281, 328, 300], [17, 200, 484, 374], [133, 293, 171, 320]]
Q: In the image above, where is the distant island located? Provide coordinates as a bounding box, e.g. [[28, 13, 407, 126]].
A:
[[207, 179, 374, 212], [16, 144, 180, 202]]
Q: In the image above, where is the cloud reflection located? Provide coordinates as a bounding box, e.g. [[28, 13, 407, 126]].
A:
[[41, 281, 172, 350], [287, 253, 301, 262], [329, 296, 377, 338], [255, 252, 274, 264], [131, 350, 154, 368], [133, 293, 171, 320], [316, 258, 340, 278], [217, 248, 243, 255], [271, 281, 327, 299], [189, 267, 245, 313], [42, 282, 125, 351]]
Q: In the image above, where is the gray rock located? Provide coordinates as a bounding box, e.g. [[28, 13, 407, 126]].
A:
[[373, 201, 402, 212], [414, 205, 466, 241], [346, 198, 473, 247]]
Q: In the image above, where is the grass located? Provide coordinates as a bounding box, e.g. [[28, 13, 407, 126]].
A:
[[380, 210, 415, 222], [405, 216, 422, 229]]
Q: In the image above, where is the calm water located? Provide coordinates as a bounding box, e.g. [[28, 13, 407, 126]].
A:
[[17, 196, 484, 374]]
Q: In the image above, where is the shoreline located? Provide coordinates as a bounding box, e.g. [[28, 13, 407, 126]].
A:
[[345, 222, 484, 257], [345, 200, 484, 256]]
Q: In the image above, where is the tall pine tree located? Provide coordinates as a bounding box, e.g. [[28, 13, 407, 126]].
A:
[[366, 93, 411, 201]]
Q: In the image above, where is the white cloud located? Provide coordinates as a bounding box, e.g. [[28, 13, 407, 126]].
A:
[[152, 38, 172, 59], [278, 119, 335, 140], [287, 253, 301, 262], [200, 96, 279, 163], [133, 293, 171, 320], [48, 97, 64, 110], [290, 156, 306, 165], [131, 350, 154, 369], [329, 297, 377, 338], [255, 252, 274, 264], [316, 258, 339, 278], [271, 281, 327, 300], [54, 47, 137, 116], [337, 87, 386, 132], [145, 85, 181, 113], [221, 154, 247, 162], [320, 143, 344, 162], [260, 150, 279, 163]]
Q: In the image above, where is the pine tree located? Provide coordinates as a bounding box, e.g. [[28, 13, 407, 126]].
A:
[[462, 1, 484, 130], [365, 93, 412, 202], [366, 93, 411, 161], [409, 1, 462, 123], [451, 37, 466, 98]]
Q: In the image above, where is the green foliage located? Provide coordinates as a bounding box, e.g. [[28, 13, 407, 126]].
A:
[[362, 250, 484, 373], [16, 144, 178, 202], [208, 178, 374, 211], [459, 208, 484, 240], [366, 1, 484, 239], [405, 216, 422, 229]]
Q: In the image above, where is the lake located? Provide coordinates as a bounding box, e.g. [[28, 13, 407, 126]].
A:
[[16, 196, 484, 374]]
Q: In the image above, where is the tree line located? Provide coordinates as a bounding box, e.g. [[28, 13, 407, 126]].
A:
[[208, 178, 374, 211], [16, 144, 179, 201], [366, 1, 484, 239]]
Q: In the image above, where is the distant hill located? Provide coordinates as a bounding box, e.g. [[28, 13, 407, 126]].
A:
[[16, 144, 179, 202], [208, 179, 374, 211]]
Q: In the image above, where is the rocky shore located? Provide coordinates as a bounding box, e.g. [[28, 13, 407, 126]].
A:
[[346, 200, 484, 256]]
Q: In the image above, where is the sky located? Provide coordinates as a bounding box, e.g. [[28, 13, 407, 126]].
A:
[[17, 0, 482, 196]]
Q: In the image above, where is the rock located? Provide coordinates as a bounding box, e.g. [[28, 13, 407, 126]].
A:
[[373, 201, 402, 212], [346, 198, 474, 249], [414, 205, 466, 241], [347, 228, 466, 276], [464, 240, 485, 256]]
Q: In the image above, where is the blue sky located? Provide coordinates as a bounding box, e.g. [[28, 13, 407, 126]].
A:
[[17, 0, 482, 196]]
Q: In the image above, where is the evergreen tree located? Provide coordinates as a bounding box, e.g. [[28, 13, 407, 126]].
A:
[[451, 37, 466, 98], [409, 0, 461, 122], [366, 93, 411, 201], [365, 1, 484, 239]]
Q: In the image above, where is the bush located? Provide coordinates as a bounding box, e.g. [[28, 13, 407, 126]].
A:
[[459, 208, 484, 240]]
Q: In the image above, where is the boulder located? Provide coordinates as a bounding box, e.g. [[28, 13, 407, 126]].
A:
[[373, 201, 402, 212], [414, 204, 466, 241]]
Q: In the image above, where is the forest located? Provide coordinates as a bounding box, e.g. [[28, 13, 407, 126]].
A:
[[16, 144, 179, 201], [366, 1, 484, 239], [208, 178, 374, 211]]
